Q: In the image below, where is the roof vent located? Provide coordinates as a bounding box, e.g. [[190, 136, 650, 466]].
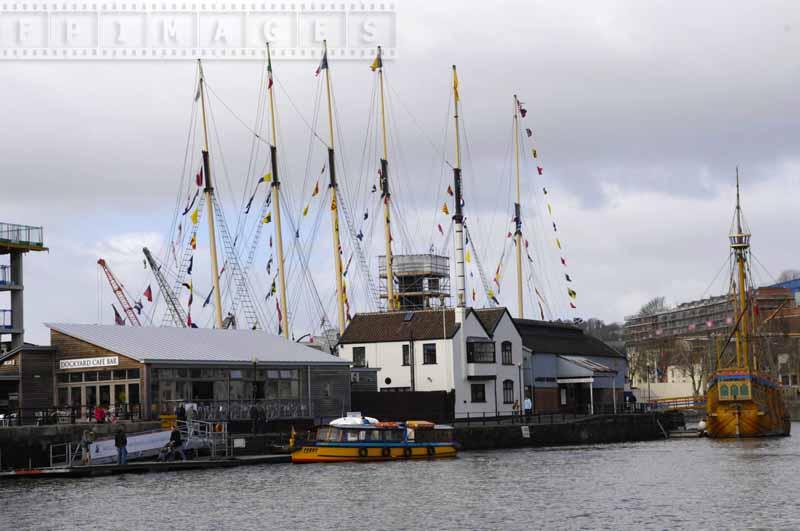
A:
[[403, 312, 414, 322]]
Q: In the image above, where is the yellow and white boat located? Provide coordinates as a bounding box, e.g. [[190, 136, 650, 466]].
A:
[[290, 416, 459, 463]]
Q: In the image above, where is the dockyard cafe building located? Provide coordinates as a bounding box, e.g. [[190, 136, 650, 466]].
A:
[[337, 307, 627, 418], [1, 324, 351, 423]]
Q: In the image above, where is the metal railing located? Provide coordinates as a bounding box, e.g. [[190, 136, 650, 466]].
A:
[[0, 404, 144, 426], [0, 222, 44, 247], [452, 404, 653, 426], [178, 419, 229, 459], [159, 399, 309, 422]]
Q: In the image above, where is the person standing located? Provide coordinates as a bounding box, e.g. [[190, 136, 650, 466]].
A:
[[115, 426, 128, 465], [523, 396, 532, 417], [94, 405, 106, 424], [80, 430, 95, 465], [169, 426, 187, 460]]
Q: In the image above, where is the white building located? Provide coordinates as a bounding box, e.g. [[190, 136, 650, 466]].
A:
[[338, 307, 524, 418]]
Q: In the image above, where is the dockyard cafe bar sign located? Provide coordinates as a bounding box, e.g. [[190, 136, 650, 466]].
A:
[[59, 356, 119, 370]]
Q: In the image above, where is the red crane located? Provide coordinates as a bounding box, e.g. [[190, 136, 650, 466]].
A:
[[97, 258, 142, 327]]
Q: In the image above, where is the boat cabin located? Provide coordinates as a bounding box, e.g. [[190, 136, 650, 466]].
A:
[[312, 423, 455, 444]]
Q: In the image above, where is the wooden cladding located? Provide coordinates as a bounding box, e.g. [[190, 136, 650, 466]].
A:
[[51, 330, 142, 371]]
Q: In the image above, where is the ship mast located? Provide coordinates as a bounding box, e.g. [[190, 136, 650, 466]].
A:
[[197, 60, 224, 329], [375, 46, 396, 311], [451, 65, 466, 308], [730, 167, 751, 370], [266, 43, 289, 338], [322, 40, 347, 335], [513, 95, 524, 318]]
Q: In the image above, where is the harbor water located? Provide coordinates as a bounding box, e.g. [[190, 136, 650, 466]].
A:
[[2, 425, 799, 530]]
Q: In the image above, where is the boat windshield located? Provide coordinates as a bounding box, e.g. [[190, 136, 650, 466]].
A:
[[315, 426, 405, 442]]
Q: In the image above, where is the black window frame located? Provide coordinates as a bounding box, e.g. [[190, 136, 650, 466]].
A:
[[467, 341, 495, 363], [352, 346, 367, 368], [501, 341, 513, 365], [470, 383, 486, 403], [422, 343, 437, 365], [502, 379, 514, 404], [402, 344, 410, 366]]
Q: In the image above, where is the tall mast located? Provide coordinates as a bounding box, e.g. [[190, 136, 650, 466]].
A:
[[730, 167, 751, 370], [322, 40, 347, 335], [513, 95, 524, 318], [451, 65, 466, 308], [375, 46, 396, 311], [266, 43, 289, 338], [197, 60, 224, 329]]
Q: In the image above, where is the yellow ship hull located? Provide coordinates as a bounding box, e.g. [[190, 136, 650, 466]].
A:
[[706, 371, 791, 438], [291, 444, 458, 463]]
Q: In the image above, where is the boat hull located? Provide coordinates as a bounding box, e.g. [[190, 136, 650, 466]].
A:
[[706, 371, 791, 438], [291, 444, 458, 463]]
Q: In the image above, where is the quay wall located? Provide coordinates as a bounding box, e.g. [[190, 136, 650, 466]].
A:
[[0, 421, 161, 469], [455, 413, 673, 450]]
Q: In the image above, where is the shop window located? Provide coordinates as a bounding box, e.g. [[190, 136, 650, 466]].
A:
[[127, 368, 140, 379], [177, 368, 188, 378], [115, 384, 127, 404], [266, 369, 301, 399], [128, 384, 140, 405], [353, 347, 366, 368], [501, 341, 513, 365], [98, 371, 111, 381], [423, 344, 437, 365], [113, 370, 127, 380], [503, 379, 514, 404], [86, 386, 97, 407], [192, 381, 214, 400], [471, 383, 486, 403], [467, 341, 495, 363], [70, 387, 82, 406], [69, 372, 83, 383], [84, 371, 98, 382]]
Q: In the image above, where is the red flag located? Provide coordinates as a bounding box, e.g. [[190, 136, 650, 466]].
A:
[[753, 303, 760, 317], [537, 166, 543, 175], [187, 313, 193, 327], [569, 303, 576, 309], [112, 304, 125, 326], [143, 285, 153, 302], [196, 167, 203, 187], [506, 232, 512, 238]]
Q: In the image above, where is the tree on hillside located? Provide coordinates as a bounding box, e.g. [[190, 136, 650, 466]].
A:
[[777, 270, 800, 283]]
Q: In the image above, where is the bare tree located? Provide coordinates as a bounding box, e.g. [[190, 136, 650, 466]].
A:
[[638, 296, 668, 316]]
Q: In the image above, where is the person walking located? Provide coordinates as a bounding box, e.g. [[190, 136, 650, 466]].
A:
[[114, 426, 128, 465]]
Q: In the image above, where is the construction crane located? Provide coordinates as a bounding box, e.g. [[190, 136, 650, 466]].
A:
[[97, 258, 142, 326], [142, 247, 188, 328]]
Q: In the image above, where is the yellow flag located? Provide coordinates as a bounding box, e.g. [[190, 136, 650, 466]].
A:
[[442, 202, 449, 216], [466, 249, 471, 263], [303, 204, 309, 217], [532, 148, 538, 159], [262, 172, 272, 183], [311, 181, 320, 197], [190, 208, 199, 225], [568, 288, 577, 299], [488, 288, 495, 299], [263, 212, 272, 224], [547, 203, 552, 215], [370, 53, 382, 72], [331, 195, 337, 211], [453, 69, 459, 102], [556, 238, 561, 249]]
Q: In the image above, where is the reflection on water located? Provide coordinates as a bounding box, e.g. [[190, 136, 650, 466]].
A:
[[3, 424, 799, 530]]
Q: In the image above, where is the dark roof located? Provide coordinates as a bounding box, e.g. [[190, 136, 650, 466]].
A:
[[339, 309, 460, 344], [514, 318, 625, 359], [0, 343, 54, 362], [473, 308, 508, 334]]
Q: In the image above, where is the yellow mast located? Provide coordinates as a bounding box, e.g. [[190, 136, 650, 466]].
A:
[[513, 95, 524, 318], [451, 65, 466, 308], [197, 60, 224, 329], [730, 168, 751, 370], [322, 40, 347, 335], [266, 43, 289, 338], [375, 46, 396, 311]]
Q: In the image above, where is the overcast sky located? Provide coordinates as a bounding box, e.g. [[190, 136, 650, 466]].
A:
[[2, 1, 798, 344]]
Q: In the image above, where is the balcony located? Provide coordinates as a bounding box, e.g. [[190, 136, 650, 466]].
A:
[[0, 222, 46, 253]]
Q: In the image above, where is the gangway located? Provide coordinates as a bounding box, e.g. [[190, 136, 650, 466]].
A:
[[647, 396, 707, 411]]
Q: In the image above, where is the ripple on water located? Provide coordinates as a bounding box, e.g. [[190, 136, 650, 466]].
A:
[[2, 426, 799, 531]]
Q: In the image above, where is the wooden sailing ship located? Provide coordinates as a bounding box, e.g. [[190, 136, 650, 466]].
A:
[[705, 172, 791, 438]]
